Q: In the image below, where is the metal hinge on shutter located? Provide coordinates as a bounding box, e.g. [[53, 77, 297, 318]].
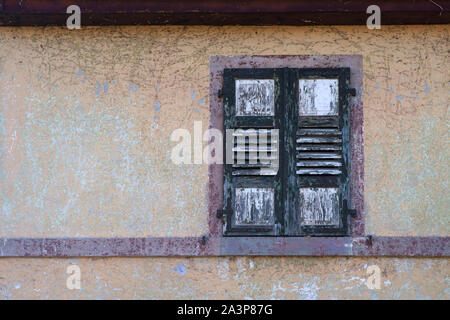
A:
[[216, 209, 232, 220], [346, 88, 356, 97], [343, 200, 357, 218]]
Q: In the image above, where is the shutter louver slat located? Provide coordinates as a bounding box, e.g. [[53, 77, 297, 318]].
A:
[[296, 126, 343, 176], [231, 128, 278, 176], [297, 153, 341, 159], [296, 169, 342, 175], [297, 161, 342, 167]]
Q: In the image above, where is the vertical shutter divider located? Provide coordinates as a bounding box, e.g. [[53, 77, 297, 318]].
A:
[[284, 68, 300, 236], [340, 68, 352, 235]]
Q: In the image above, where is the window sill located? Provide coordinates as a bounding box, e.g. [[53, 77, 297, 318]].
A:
[[0, 236, 448, 257]]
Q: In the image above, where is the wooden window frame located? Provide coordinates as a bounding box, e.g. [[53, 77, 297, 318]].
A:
[[210, 55, 365, 239]]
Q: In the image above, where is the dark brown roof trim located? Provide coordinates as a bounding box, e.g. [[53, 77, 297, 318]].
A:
[[0, 0, 448, 26]]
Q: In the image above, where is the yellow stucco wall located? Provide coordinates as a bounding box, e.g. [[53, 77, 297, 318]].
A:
[[0, 25, 448, 299], [0, 257, 448, 299]]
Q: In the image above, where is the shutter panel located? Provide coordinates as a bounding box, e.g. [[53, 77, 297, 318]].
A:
[[221, 67, 352, 237], [222, 68, 285, 236], [286, 68, 351, 236]]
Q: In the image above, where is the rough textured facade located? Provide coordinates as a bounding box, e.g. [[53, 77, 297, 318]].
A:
[[0, 25, 448, 299]]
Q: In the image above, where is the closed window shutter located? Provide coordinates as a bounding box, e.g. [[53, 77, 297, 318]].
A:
[[221, 68, 352, 237], [286, 68, 352, 236], [222, 68, 285, 236]]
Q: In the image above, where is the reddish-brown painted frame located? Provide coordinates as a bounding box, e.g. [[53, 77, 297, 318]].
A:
[[208, 55, 365, 237]]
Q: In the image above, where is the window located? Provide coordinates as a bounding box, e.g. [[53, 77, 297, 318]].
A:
[[221, 67, 356, 236]]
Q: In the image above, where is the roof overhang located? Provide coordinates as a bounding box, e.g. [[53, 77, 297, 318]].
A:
[[0, 0, 448, 26]]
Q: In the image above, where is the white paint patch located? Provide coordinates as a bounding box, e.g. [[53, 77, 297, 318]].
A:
[[235, 187, 274, 226], [216, 261, 230, 281], [236, 80, 274, 116], [299, 79, 339, 116], [299, 187, 339, 226]]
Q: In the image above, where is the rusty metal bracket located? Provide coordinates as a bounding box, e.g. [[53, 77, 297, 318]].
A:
[[366, 234, 374, 247], [343, 200, 357, 218], [347, 88, 356, 97], [216, 209, 232, 219]]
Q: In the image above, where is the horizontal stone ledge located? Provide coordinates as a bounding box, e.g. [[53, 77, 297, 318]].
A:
[[0, 236, 448, 257]]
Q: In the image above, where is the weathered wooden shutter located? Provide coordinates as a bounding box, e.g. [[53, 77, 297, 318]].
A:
[[285, 68, 352, 236], [220, 68, 353, 237], [222, 68, 285, 236]]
